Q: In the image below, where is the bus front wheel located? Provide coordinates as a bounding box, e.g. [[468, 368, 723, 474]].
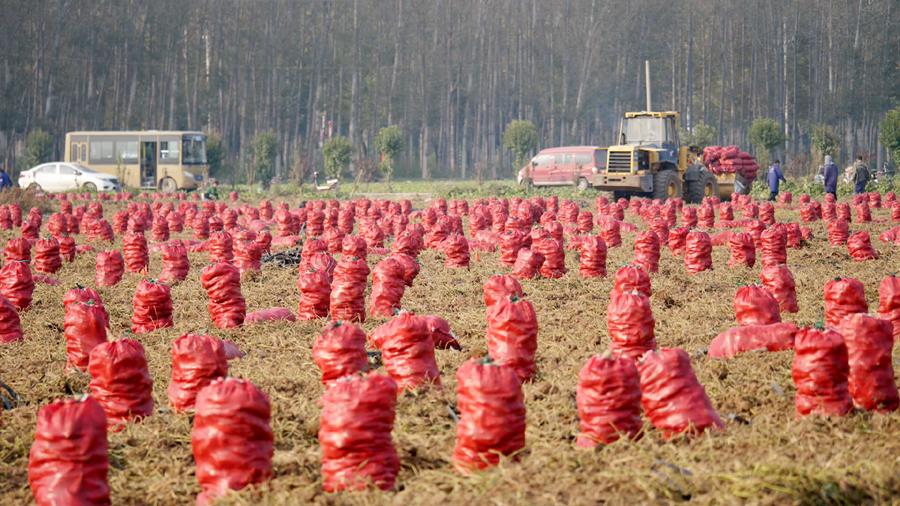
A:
[[159, 177, 178, 194]]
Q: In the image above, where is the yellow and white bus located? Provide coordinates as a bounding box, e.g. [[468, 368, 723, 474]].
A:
[[64, 130, 209, 192]]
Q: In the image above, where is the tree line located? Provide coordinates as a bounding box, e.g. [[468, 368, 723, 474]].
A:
[[1, 0, 898, 182]]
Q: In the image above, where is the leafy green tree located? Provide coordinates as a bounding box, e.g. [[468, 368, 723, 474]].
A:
[[252, 131, 278, 189], [322, 136, 353, 181], [680, 122, 717, 149], [502, 119, 538, 173], [21, 128, 53, 171], [810, 124, 840, 163], [375, 125, 404, 186], [748, 118, 785, 168], [205, 131, 226, 179], [879, 107, 900, 165]]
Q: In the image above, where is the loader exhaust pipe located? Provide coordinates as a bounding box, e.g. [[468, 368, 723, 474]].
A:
[[644, 60, 651, 111]]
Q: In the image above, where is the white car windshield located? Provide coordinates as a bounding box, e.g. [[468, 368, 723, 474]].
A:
[[71, 165, 98, 174]]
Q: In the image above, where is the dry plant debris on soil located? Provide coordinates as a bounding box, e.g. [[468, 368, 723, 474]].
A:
[[1, 193, 899, 506]]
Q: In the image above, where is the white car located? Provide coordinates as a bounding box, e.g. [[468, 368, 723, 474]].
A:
[[18, 163, 121, 192]]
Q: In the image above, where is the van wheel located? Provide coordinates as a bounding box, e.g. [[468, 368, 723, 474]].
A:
[[521, 178, 533, 191], [159, 177, 178, 194], [576, 178, 590, 191]]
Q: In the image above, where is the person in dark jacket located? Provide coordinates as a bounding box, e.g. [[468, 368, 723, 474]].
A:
[[0, 167, 12, 190], [852, 156, 870, 194], [766, 160, 786, 201], [822, 155, 838, 197]]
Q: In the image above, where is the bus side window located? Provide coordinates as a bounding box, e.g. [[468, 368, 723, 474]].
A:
[[80, 144, 87, 162], [160, 141, 180, 163]]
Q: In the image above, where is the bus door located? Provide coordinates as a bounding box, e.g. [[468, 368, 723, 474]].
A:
[[140, 141, 157, 188]]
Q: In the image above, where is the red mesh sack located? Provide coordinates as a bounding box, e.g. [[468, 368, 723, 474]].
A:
[[167, 333, 228, 412], [828, 220, 850, 246], [297, 269, 331, 320], [684, 230, 712, 273], [319, 372, 399, 491], [727, 232, 756, 268], [824, 277, 867, 328], [760, 265, 799, 313], [369, 258, 405, 318], [159, 242, 190, 283], [208, 231, 234, 264], [681, 206, 698, 228], [244, 307, 296, 324], [313, 321, 368, 386], [388, 253, 419, 287], [486, 295, 538, 382], [233, 239, 262, 275], [578, 235, 607, 278], [792, 327, 853, 417], [192, 378, 273, 505], [254, 230, 272, 255], [95, 250, 124, 287], [341, 235, 368, 258], [607, 290, 656, 361], [511, 248, 542, 280], [733, 284, 781, 326], [300, 238, 328, 270], [483, 274, 524, 308], [760, 225, 788, 268], [600, 219, 622, 247], [0, 295, 23, 343], [668, 227, 689, 256], [878, 275, 900, 339], [633, 231, 660, 274], [88, 338, 153, 430], [452, 358, 526, 473], [708, 322, 798, 359], [839, 314, 898, 412], [0, 261, 34, 311], [58, 236, 76, 263], [376, 312, 441, 390], [847, 231, 878, 261], [5, 237, 31, 263], [499, 230, 527, 266], [637, 348, 724, 438], [533, 235, 566, 278], [123, 231, 149, 273], [65, 300, 109, 371], [130, 279, 174, 333], [854, 203, 872, 222], [200, 262, 246, 329], [330, 257, 369, 323], [442, 234, 470, 268], [575, 353, 642, 447], [33, 237, 62, 274], [421, 314, 461, 350], [28, 396, 110, 506], [613, 264, 651, 298], [307, 251, 337, 282]]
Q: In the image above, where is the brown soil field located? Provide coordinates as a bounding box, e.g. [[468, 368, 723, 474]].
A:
[[1, 194, 899, 505]]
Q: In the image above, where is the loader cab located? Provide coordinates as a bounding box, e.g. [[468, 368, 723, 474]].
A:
[[616, 111, 680, 167]]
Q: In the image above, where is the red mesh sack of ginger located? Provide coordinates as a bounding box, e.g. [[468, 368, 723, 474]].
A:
[[576, 353, 642, 447], [452, 358, 526, 473], [613, 264, 651, 297], [792, 326, 853, 417], [0, 260, 34, 311], [578, 235, 607, 278], [483, 274, 523, 308], [760, 265, 798, 313], [88, 338, 154, 430], [878, 274, 900, 339], [297, 268, 331, 320], [329, 256, 369, 323], [131, 279, 173, 333], [637, 348, 723, 438], [313, 321, 368, 387], [123, 231, 149, 273], [0, 295, 23, 344], [823, 277, 867, 328], [733, 284, 781, 326], [65, 300, 109, 371], [607, 290, 656, 361], [838, 314, 898, 413], [487, 294, 538, 382], [159, 241, 190, 283], [319, 372, 400, 492], [33, 236, 62, 274], [28, 396, 110, 506], [201, 262, 246, 329], [192, 378, 273, 506], [95, 250, 124, 287], [369, 257, 405, 318], [167, 333, 228, 412], [369, 312, 441, 391]]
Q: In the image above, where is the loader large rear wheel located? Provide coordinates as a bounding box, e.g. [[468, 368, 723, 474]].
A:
[[686, 171, 719, 203], [652, 169, 682, 201]]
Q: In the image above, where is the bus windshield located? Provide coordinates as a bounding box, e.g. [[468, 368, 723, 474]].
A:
[[182, 137, 207, 164]]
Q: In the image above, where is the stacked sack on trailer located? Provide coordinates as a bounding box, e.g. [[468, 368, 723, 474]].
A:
[[703, 145, 759, 180]]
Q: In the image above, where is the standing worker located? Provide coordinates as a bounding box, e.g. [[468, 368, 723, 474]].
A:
[[0, 166, 12, 190], [766, 159, 786, 201], [822, 155, 838, 198], [852, 156, 870, 194]]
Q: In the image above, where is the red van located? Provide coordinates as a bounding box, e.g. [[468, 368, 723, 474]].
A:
[[517, 146, 607, 190]]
